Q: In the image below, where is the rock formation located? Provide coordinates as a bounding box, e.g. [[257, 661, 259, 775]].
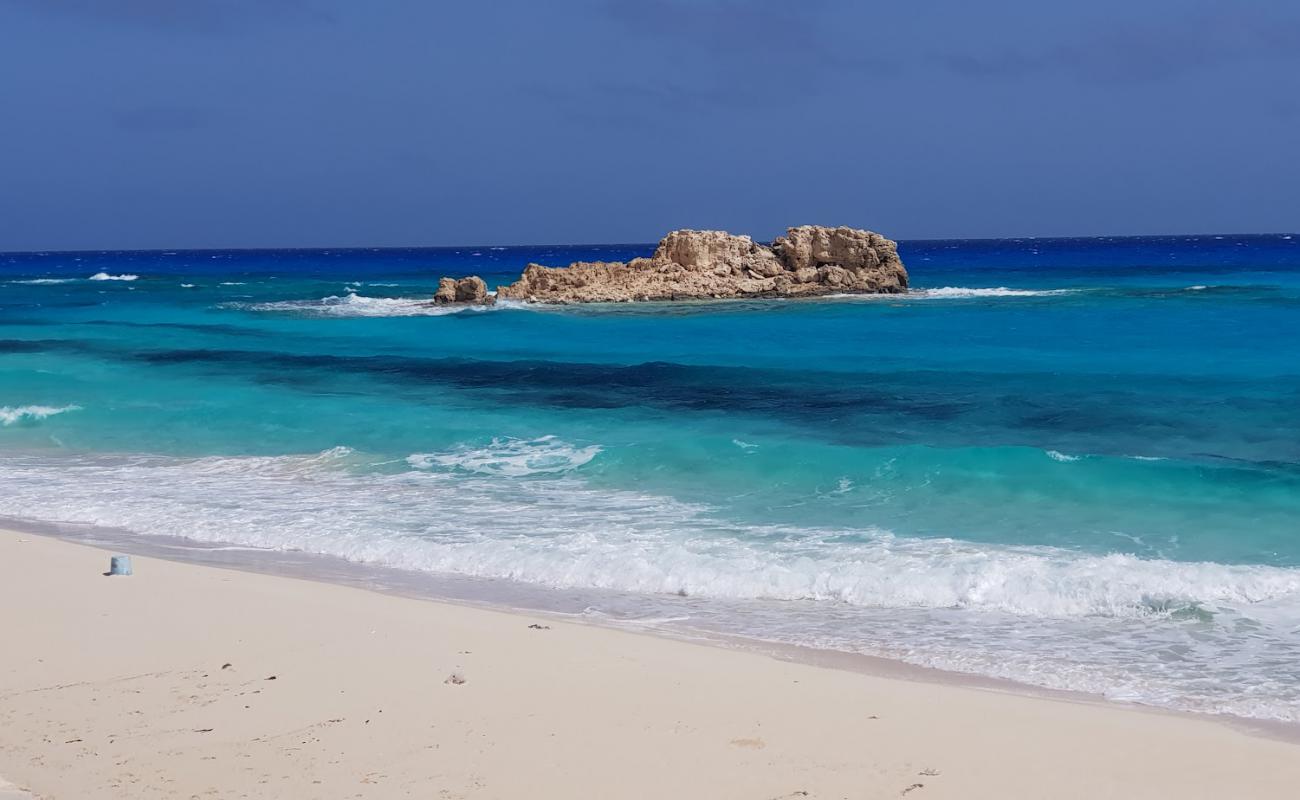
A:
[[435, 225, 906, 306], [433, 275, 491, 305]]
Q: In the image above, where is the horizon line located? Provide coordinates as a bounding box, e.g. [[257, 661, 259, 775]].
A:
[[2, 231, 1297, 258]]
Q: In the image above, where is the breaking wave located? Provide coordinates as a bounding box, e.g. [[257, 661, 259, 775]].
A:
[[88, 272, 139, 281], [2, 446, 1300, 720], [1046, 450, 1082, 462], [235, 292, 494, 318], [407, 435, 601, 477], [0, 404, 82, 426], [0, 447, 1295, 619], [910, 287, 1076, 299], [822, 287, 1078, 302]]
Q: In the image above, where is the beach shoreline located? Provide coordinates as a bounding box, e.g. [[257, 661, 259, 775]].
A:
[[4, 526, 1299, 799], [10, 514, 1296, 743], [8, 516, 1300, 743]]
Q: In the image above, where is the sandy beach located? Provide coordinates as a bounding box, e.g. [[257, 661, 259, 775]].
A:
[[2, 528, 1297, 799]]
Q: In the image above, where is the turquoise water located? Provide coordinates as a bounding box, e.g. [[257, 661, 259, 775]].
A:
[[3, 235, 1300, 720]]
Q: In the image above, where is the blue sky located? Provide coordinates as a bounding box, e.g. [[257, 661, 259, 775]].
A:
[[1, 0, 1297, 249]]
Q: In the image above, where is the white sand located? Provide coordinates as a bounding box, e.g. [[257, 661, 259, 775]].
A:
[[2, 528, 1298, 799], [0, 778, 33, 800]]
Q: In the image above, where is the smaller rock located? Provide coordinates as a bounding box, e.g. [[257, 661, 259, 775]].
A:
[[454, 276, 489, 303], [432, 275, 493, 305], [433, 277, 458, 304]]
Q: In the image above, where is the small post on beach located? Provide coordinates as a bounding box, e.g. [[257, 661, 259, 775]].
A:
[[108, 555, 133, 576]]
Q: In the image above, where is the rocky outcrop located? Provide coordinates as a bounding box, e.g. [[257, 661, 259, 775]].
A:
[[433, 276, 492, 305], [435, 225, 906, 306], [494, 226, 906, 303]]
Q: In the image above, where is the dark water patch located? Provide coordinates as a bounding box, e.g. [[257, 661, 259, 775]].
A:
[[1106, 285, 1284, 299], [83, 320, 270, 338], [1189, 455, 1300, 479], [13, 334, 1297, 464], [1, 299, 104, 310], [0, 338, 90, 354], [1011, 402, 1183, 435], [114, 346, 1300, 464]]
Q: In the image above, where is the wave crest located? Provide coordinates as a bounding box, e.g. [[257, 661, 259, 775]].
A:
[[1046, 450, 1082, 462], [88, 272, 139, 281], [911, 287, 1075, 299], [0, 404, 82, 426], [0, 447, 1294, 620], [3, 448, 1300, 720], [236, 292, 492, 318], [408, 436, 602, 477]]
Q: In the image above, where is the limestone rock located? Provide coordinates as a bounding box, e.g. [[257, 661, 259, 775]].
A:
[[653, 229, 785, 277], [433, 277, 458, 304], [773, 226, 898, 272], [454, 276, 489, 303], [492, 225, 906, 304], [433, 276, 492, 305]]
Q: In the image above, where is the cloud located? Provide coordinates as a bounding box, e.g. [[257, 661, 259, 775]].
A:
[[1, 0, 333, 34], [603, 0, 826, 52], [528, 0, 899, 122], [600, 0, 900, 78], [521, 76, 773, 129], [942, 9, 1300, 84]]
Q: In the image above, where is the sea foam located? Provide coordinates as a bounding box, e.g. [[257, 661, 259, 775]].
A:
[[2, 446, 1299, 720], [1, 447, 1295, 619], [407, 436, 602, 477], [237, 292, 493, 318], [911, 287, 1076, 299], [1046, 450, 1082, 462], [821, 287, 1077, 301], [0, 404, 81, 426], [88, 272, 139, 281]]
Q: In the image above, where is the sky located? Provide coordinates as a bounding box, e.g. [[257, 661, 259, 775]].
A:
[[1, 0, 1298, 250]]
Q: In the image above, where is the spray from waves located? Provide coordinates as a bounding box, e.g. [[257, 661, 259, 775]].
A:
[[910, 287, 1077, 299], [820, 287, 1078, 301], [232, 292, 496, 318], [9, 278, 77, 285], [88, 272, 139, 281], [0, 404, 81, 426], [407, 435, 602, 477], [1049, 450, 1165, 463], [1046, 450, 1082, 462]]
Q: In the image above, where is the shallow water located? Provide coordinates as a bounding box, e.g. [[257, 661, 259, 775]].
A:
[[3, 234, 1299, 721]]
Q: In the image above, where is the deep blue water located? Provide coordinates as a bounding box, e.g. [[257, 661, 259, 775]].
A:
[[3, 233, 1299, 720]]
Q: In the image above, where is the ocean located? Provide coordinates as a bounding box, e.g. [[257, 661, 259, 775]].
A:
[[2, 233, 1299, 722]]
